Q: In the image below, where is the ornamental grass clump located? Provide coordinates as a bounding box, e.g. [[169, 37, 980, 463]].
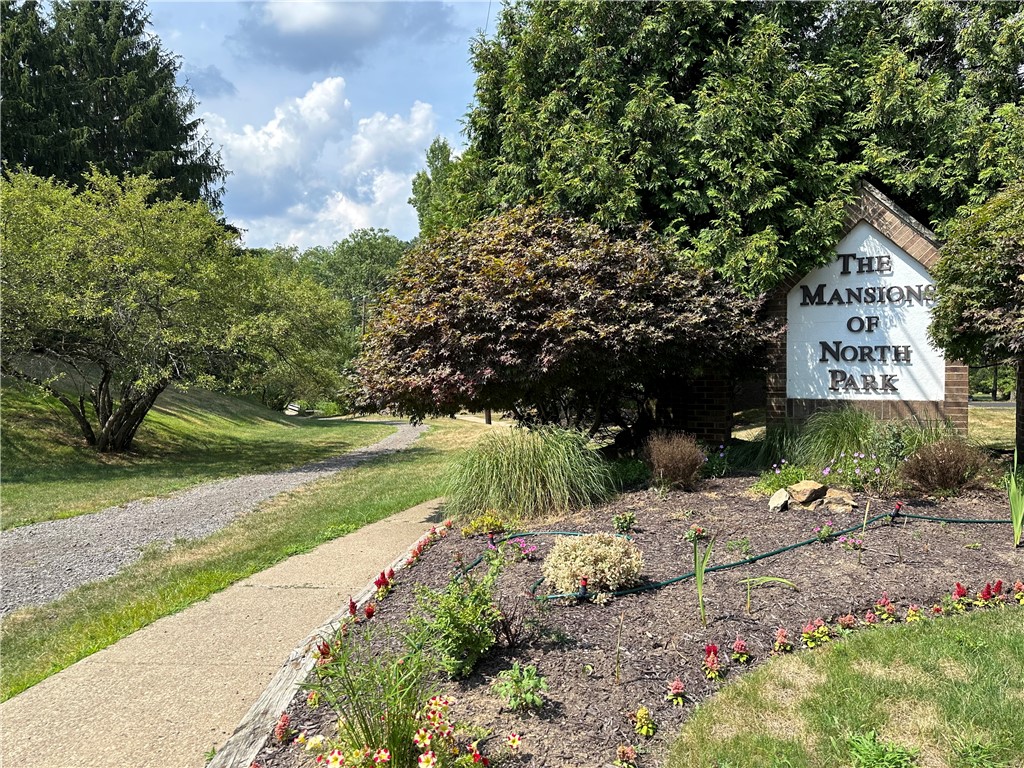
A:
[[542, 532, 643, 595], [445, 427, 613, 521], [645, 432, 705, 489]]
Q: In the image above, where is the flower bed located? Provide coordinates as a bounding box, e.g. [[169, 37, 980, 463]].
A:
[[254, 477, 1023, 768]]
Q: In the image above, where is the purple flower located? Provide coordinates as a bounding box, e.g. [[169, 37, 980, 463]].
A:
[[874, 467, 881, 474], [822, 467, 831, 476]]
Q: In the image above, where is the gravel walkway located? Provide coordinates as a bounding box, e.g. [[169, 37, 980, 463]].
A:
[[0, 421, 427, 616]]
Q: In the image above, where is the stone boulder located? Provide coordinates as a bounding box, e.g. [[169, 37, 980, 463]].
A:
[[824, 488, 858, 515], [768, 488, 790, 514], [787, 480, 827, 506]]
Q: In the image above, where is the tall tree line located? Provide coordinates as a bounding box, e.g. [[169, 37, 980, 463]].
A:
[[1, 0, 225, 207], [411, 0, 1023, 294]]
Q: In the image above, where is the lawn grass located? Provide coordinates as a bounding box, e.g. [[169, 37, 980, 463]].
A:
[[0, 418, 489, 700], [668, 608, 1024, 768], [0, 381, 393, 529], [969, 405, 1016, 452]]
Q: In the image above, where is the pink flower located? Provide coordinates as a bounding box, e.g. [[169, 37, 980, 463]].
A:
[[863, 610, 879, 625], [373, 749, 391, 763], [273, 712, 291, 743]]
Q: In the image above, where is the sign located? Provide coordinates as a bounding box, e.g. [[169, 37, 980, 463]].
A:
[[786, 221, 946, 401]]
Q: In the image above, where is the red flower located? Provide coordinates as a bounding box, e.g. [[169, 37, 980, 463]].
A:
[[348, 597, 357, 616], [273, 712, 291, 743], [980, 583, 994, 601], [704, 644, 719, 657], [364, 602, 376, 620], [993, 579, 1003, 594], [953, 582, 968, 600], [387, 568, 395, 581]]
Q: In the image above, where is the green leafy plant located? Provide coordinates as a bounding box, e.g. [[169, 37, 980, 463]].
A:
[[701, 443, 731, 478], [491, 662, 548, 711], [444, 427, 613, 521], [460, 510, 517, 538], [846, 731, 918, 767], [1007, 451, 1023, 548], [609, 458, 651, 490], [542, 532, 643, 594], [646, 432, 705, 489], [692, 538, 715, 627], [634, 706, 656, 738], [725, 537, 753, 557], [306, 629, 434, 766], [409, 558, 504, 678], [612, 510, 637, 533], [751, 460, 808, 494]]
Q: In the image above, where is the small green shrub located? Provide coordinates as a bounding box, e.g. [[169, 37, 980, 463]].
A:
[[846, 731, 918, 767], [609, 458, 651, 490], [900, 438, 989, 493], [1007, 451, 1023, 548], [409, 558, 504, 678], [491, 662, 548, 711], [701, 443, 731, 478], [542, 532, 643, 594], [306, 629, 434, 766], [750, 461, 808, 495], [460, 509, 518, 538], [646, 432, 705, 490], [445, 427, 613, 521], [612, 510, 636, 533]]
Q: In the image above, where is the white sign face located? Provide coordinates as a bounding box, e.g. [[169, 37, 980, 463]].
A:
[[786, 221, 946, 401]]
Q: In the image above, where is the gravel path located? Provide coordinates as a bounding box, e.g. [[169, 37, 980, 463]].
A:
[[0, 421, 427, 616]]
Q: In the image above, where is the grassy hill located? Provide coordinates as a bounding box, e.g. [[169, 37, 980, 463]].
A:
[[0, 381, 393, 529]]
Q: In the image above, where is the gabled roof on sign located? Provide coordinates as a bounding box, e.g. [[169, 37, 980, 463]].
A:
[[843, 180, 942, 270]]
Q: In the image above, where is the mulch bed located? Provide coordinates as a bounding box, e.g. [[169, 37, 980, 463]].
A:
[[256, 477, 1023, 768]]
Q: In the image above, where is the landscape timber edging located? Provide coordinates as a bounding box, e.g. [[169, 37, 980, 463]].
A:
[[208, 503, 444, 768]]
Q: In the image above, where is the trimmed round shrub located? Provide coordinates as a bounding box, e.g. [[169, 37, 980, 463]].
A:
[[445, 427, 613, 521], [645, 432, 705, 489], [542, 533, 643, 594], [900, 438, 990, 493]]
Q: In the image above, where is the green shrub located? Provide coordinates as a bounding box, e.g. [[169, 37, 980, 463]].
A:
[[542, 532, 643, 594], [646, 432, 705, 489], [460, 509, 518, 538], [900, 438, 990, 494], [306, 629, 434, 766], [491, 662, 548, 711], [609, 457, 651, 490], [445, 427, 613, 521], [409, 557, 504, 678]]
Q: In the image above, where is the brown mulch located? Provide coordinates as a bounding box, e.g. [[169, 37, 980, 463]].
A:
[[256, 478, 1024, 768]]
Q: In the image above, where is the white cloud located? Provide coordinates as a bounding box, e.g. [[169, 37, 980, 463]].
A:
[[210, 88, 435, 247], [346, 101, 436, 176]]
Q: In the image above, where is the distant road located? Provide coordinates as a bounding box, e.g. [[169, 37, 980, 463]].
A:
[[969, 401, 1016, 409]]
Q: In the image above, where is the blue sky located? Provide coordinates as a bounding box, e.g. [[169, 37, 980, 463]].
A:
[[147, 1, 492, 248]]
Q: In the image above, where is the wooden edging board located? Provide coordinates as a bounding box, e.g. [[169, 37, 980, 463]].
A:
[[208, 514, 440, 768]]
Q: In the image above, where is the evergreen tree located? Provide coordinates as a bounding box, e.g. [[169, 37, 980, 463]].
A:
[[1, 0, 225, 207]]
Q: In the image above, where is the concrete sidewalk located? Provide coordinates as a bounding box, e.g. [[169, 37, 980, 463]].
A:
[[0, 498, 444, 768]]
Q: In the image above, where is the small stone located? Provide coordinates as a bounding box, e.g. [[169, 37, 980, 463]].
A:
[[787, 480, 827, 505], [768, 488, 790, 513]]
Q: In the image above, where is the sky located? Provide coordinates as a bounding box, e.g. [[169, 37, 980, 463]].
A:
[[147, 1, 493, 249]]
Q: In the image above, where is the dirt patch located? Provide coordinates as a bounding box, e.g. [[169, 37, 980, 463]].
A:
[[255, 478, 1023, 768]]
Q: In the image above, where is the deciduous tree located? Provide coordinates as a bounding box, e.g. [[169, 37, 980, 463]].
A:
[[930, 183, 1024, 455], [358, 207, 773, 449]]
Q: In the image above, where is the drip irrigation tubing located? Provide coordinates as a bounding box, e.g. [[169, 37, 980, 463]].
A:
[[457, 504, 1014, 602]]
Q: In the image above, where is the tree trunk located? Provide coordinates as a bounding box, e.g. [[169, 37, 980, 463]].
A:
[[95, 383, 167, 452], [992, 363, 999, 401], [1016, 358, 1023, 459]]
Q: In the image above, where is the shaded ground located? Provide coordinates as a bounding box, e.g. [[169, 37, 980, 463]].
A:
[[257, 477, 1023, 768]]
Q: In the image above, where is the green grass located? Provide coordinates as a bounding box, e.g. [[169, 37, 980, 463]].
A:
[[0, 418, 490, 700], [0, 381, 393, 529], [668, 609, 1024, 768], [969, 405, 1016, 452]]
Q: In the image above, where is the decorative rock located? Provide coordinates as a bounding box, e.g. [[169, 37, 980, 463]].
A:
[[824, 488, 858, 514], [768, 488, 790, 514], [787, 480, 827, 506]]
